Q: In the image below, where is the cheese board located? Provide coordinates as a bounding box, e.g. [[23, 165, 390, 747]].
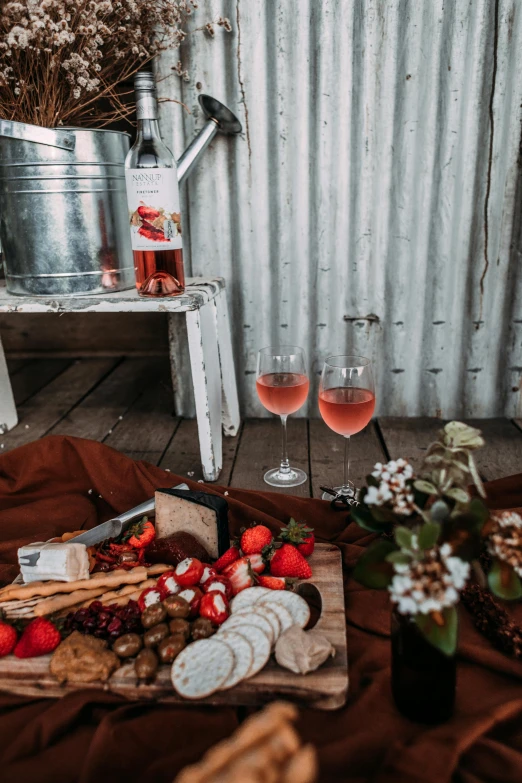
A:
[[0, 544, 348, 710]]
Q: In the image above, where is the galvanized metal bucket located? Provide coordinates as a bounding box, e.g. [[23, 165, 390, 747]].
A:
[[0, 121, 134, 296]]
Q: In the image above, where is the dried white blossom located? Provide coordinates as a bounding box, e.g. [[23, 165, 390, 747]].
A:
[[365, 458, 416, 516], [488, 511, 522, 578], [389, 542, 470, 616]]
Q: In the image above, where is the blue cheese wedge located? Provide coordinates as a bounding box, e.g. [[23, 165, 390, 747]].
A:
[[18, 542, 90, 583]]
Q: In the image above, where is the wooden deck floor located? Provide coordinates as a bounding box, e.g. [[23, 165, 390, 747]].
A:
[[3, 356, 522, 495]]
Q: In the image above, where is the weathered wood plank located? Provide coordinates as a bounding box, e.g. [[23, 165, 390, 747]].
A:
[[51, 358, 162, 442], [0, 359, 119, 452], [6, 359, 30, 375], [229, 418, 310, 497], [159, 419, 241, 486], [378, 417, 443, 472], [309, 419, 386, 498], [10, 358, 72, 406], [104, 365, 180, 464], [465, 419, 522, 481]]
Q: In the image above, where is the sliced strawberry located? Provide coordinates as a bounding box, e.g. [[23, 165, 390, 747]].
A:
[[256, 575, 287, 590], [223, 557, 255, 595], [214, 545, 240, 573], [174, 557, 204, 587], [199, 592, 230, 625]]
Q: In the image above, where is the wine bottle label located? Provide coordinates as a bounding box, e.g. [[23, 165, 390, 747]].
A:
[[125, 168, 183, 251]]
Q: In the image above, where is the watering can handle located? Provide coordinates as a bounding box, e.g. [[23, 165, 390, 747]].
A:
[[0, 120, 75, 152]]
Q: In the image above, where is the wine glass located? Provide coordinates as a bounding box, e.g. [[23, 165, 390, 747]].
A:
[[318, 355, 375, 501], [256, 346, 310, 487]]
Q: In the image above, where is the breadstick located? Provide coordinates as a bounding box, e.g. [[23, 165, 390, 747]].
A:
[[0, 568, 150, 603], [82, 579, 157, 607], [280, 745, 318, 783], [34, 585, 111, 616]]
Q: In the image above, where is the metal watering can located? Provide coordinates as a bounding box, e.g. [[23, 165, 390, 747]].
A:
[[0, 95, 241, 297]]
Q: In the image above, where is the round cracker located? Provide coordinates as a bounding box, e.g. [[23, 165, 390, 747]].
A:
[[218, 631, 254, 689], [171, 638, 234, 699], [258, 591, 310, 628], [224, 623, 271, 677], [259, 600, 293, 633], [219, 609, 275, 645], [230, 586, 271, 613], [258, 604, 282, 640]]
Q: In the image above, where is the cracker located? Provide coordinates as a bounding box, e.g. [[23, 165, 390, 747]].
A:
[[258, 591, 310, 629], [219, 610, 275, 645], [221, 623, 270, 678], [171, 638, 235, 699], [259, 601, 293, 633], [230, 587, 271, 613], [217, 631, 254, 689]]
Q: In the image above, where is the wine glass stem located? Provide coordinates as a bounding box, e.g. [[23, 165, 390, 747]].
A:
[[280, 414, 290, 475], [342, 434, 351, 493]]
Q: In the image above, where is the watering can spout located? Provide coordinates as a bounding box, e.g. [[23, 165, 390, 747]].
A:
[[177, 94, 242, 185]]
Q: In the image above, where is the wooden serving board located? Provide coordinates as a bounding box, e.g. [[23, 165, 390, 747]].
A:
[[0, 544, 348, 710]]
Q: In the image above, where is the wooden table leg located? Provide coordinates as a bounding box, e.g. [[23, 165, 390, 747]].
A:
[[213, 289, 240, 437], [186, 302, 223, 482], [0, 334, 17, 433]]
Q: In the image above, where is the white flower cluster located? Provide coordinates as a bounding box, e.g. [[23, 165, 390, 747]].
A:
[[488, 511, 522, 578], [365, 458, 415, 515], [389, 543, 470, 616]]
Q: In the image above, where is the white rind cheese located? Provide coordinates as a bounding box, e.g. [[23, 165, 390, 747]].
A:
[[18, 542, 90, 583]]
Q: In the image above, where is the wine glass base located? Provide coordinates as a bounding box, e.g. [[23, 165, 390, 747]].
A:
[[263, 467, 308, 488], [321, 483, 356, 502]]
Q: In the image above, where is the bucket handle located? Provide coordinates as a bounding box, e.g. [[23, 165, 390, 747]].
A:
[[0, 121, 75, 152]]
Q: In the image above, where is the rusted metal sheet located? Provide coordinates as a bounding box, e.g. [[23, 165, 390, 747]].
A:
[[158, 0, 522, 418]]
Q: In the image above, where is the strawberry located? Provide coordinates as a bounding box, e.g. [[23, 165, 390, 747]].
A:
[[223, 558, 255, 595], [270, 544, 312, 579], [203, 575, 233, 600], [279, 519, 315, 557], [0, 621, 17, 656], [256, 575, 287, 591], [14, 618, 61, 659], [174, 557, 204, 587], [199, 592, 230, 625], [124, 517, 156, 549], [214, 545, 240, 573], [240, 524, 273, 555]]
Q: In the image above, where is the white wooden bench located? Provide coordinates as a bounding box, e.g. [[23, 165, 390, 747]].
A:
[[0, 277, 240, 481]]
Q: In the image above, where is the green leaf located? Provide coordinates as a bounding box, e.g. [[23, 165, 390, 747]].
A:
[[430, 499, 450, 522], [468, 497, 489, 527], [415, 606, 458, 656], [413, 479, 438, 495], [445, 487, 470, 504], [351, 503, 392, 534], [353, 540, 396, 589], [443, 421, 485, 450], [418, 521, 440, 550], [394, 526, 413, 549], [488, 559, 522, 601], [370, 506, 400, 523], [385, 551, 411, 566]]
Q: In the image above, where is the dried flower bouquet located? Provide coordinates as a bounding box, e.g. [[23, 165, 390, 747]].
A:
[[0, 0, 230, 128], [352, 422, 522, 655]]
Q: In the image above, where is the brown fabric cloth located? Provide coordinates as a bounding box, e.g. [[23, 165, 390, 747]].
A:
[[0, 436, 521, 783]]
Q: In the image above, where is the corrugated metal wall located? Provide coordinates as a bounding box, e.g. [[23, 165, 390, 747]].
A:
[[158, 0, 522, 418]]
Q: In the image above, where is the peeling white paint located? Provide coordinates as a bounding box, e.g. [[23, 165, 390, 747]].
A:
[[158, 0, 522, 418]]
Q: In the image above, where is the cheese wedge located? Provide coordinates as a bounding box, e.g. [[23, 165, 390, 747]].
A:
[[18, 542, 90, 583], [155, 488, 229, 559]]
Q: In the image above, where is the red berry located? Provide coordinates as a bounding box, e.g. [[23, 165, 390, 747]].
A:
[[240, 525, 273, 555], [156, 570, 180, 597], [257, 575, 287, 590], [214, 546, 240, 573], [177, 586, 203, 618], [270, 544, 312, 579], [138, 586, 164, 613], [174, 557, 204, 587], [125, 517, 156, 549], [199, 592, 230, 625], [279, 519, 315, 557], [203, 575, 233, 600], [14, 618, 61, 659], [223, 557, 256, 595], [0, 621, 17, 657]]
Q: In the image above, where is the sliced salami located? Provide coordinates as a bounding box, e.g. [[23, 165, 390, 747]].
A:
[[258, 591, 311, 629], [171, 638, 234, 699]]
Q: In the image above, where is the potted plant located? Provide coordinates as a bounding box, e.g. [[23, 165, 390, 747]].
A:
[[351, 422, 520, 722]]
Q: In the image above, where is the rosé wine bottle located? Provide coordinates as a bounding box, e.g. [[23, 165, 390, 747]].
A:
[[125, 72, 184, 297]]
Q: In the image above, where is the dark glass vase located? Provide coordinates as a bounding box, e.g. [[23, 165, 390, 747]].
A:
[[391, 609, 456, 723]]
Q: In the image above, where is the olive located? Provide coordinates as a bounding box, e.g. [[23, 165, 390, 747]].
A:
[[169, 618, 190, 640], [141, 603, 167, 629], [112, 633, 143, 658], [143, 622, 169, 648], [135, 648, 159, 680], [191, 617, 215, 640], [163, 595, 190, 619], [157, 634, 186, 664]]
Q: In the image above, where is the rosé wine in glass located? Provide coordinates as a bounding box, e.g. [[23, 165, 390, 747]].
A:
[[318, 387, 375, 436], [256, 372, 310, 416]]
